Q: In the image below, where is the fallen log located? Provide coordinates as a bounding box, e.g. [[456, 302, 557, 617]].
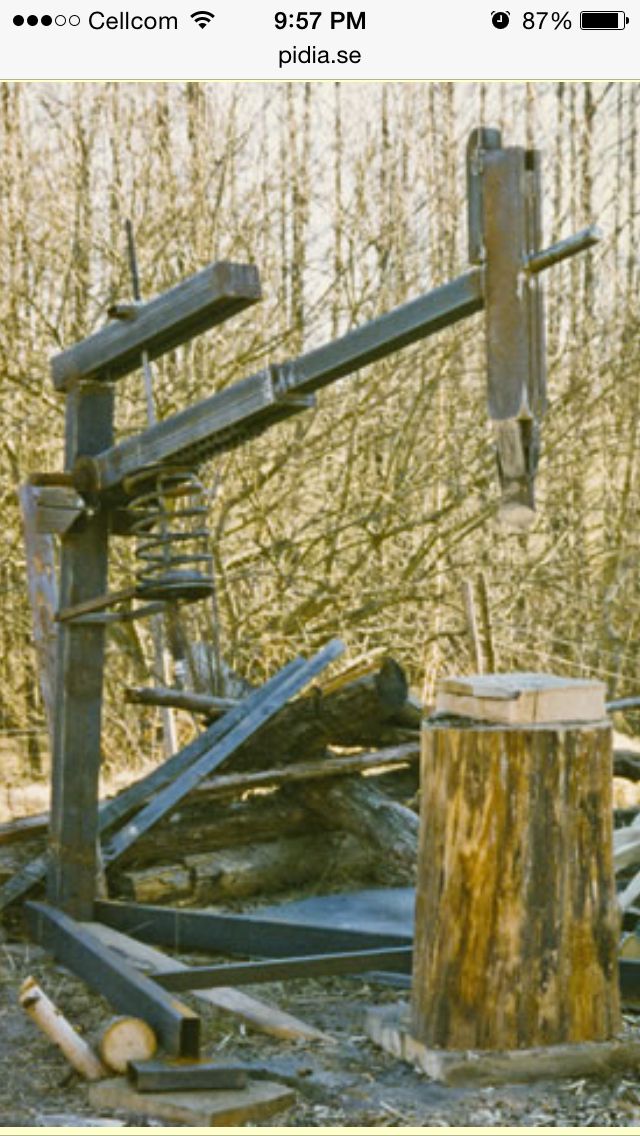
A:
[[228, 657, 414, 773], [117, 831, 374, 905], [0, 742, 420, 855], [116, 793, 325, 871], [301, 780, 419, 883]]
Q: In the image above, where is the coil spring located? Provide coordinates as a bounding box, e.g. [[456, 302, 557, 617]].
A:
[[123, 467, 214, 603]]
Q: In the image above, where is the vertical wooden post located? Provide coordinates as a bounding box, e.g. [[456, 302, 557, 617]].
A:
[[48, 382, 114, 918], [411, 702, 621, 1051], [483, 145, 546, 527], [18, 484, 58, 750]]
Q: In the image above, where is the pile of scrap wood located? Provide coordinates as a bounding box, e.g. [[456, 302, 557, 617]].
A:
[[0, 648, 423, 915]]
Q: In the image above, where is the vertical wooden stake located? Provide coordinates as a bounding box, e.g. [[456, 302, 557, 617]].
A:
[[462, 579, 483, 673], [476, 571, 496, 673]]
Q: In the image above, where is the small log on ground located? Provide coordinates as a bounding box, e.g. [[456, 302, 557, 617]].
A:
[[301, 780, 419, 883], [98, 1016, 158, 1074]]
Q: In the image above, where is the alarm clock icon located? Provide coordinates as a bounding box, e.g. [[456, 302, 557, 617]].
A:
[[492, 11, 511, 27]]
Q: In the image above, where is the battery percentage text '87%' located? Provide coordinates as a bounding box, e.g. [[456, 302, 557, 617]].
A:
[[523, 11, 572, 27]]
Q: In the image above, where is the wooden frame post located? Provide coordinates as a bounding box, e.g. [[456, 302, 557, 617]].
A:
[[47, 381, 115, 917], [482, 144, 547, 528]]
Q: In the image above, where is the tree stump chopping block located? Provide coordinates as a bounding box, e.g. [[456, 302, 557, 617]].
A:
[[412, 713, 620, 1051]]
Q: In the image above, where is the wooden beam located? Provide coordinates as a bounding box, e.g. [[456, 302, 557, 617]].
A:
[[51, 262, 261, 391], [483, 146, 546, 526], [48, 381, 115, 917], [73, 270, 484, 498]]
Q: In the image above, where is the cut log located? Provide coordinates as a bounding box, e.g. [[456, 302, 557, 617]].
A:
[[412, 718, 620, 1051], [301, 780, 419, 883], [98, 1016, 158, 1074], [19, 976, 107, 1080]]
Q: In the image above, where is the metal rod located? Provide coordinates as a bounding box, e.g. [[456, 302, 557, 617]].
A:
[[95, 899, 413, 958], [526, 225, 603, 275], [153, 947, 414, 992]]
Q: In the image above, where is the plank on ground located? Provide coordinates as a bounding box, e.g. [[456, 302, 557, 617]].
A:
[[89, 1077, 295, 1127]]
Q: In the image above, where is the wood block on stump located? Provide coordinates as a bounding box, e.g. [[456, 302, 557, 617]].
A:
[[412, 707, 620, 1051], [436, 671, 606, 725]]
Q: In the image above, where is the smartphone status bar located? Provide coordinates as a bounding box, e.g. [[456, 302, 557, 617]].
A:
[[2, 2, 637, 80]]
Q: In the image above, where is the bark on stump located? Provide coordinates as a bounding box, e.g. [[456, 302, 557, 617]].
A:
[[412, 720, 621, 1051]]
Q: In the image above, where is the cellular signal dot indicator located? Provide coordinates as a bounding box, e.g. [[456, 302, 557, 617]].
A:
[[41, 13, 52, 24], [13, 14, 24, 23], [27, 14, 38, 24]]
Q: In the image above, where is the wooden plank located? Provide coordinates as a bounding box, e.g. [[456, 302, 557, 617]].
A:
[[18, 484, 59, 747], [48, 382, 115, 917], [89, 1077, 295, 1127], [196, 741, 420, 798], [102, 639, 344, 865], [435, 672, 606, 725], [366, 1003, 640, 1086], [51, 262, 262, 391], [87, 922, 332, 1043]]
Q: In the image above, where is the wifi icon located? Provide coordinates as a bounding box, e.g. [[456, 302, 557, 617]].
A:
[[191, 10, 215, 28]]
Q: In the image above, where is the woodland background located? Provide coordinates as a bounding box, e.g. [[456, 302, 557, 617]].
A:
[[0, 80, 639, 787]]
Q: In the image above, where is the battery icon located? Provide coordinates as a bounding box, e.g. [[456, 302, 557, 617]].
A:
[[580, 11, 629, 28]]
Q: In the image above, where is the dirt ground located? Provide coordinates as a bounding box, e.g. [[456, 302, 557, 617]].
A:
[[3, 932, 640, 1130]]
